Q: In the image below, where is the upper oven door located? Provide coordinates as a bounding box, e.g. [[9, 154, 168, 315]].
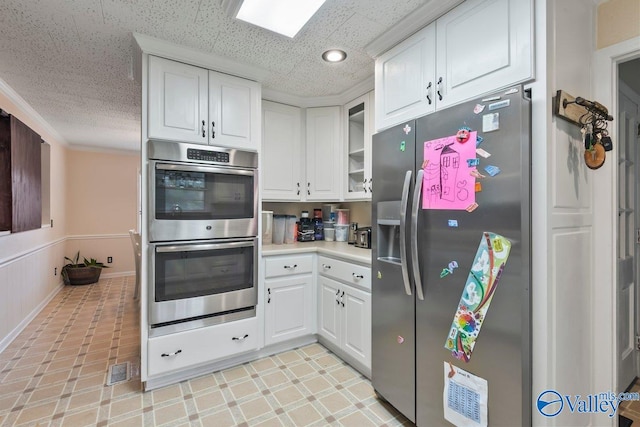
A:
[[149, 160, 258, 241]]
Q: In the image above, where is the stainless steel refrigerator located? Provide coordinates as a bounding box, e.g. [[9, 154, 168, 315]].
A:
[[372, 87, 531, 426]]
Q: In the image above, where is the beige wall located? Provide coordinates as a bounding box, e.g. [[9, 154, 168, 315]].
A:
[[597, 0, 640, 49]]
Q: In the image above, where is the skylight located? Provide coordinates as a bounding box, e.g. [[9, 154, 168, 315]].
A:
[[236, 0, 326, 38]]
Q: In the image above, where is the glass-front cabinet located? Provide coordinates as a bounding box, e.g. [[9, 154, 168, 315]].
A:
[[344, 91, 374, 200]]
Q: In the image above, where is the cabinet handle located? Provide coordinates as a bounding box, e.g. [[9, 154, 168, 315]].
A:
[[297, 182, 300, 196], [426, 82, 432, 104], [336, 289, 340, 295], [437, 77, 443, 101], [267, 288, 271, 304], [201, 120, 206, 138], [284, 264, 297, 269], [341, 291, 345, 307], [363, 179, 368, 193], [352, 273, 364, 279], [322, 264, 332, 269], [161, 349, 182, 358], [211, 121, 215, 139], [368, 178, 373, 193], [232, 334, 249, 341], [307, 182, 311, 196]]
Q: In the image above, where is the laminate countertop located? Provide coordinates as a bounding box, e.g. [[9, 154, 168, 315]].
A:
[[261, 241, 372, 265]]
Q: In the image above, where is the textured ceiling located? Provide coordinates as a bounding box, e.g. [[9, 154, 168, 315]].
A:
[[0, 0, 431, 152]]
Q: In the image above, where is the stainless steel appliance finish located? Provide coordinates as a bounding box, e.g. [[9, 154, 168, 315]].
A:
[[149, 237, 258, 331], [354, 227, 371, 249], [148, 140, 258, 242], [372, 87, 531, 426]]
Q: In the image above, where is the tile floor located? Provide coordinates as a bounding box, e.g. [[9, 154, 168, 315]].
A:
[[0, 276, 411, 426], [620, 380, 640, 425]]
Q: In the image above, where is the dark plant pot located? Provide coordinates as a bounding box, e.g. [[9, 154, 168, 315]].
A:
[[62, 265, 102, 285]]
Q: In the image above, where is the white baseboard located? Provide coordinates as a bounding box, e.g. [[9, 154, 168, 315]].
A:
[[101, 271, 135, 279], [0, 281, 64, 353]]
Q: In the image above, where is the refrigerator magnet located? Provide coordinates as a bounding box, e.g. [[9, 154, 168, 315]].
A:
[[482, 113, 500, 132], [469, 169, 486, 179], [440, 261, 459, 278], [476, 135, 484, 146], [443, 362, 489, 427], [483, 165, 501, 177], [465, 203, 479, 212], [473, 104, 485, 114], [488, 99, 510, 111], [475, 182, 482, 192], [466, 158, 480, 167], [403, 124, 411, 134], [475, 148, 491, 158], [444, 232, 512, 362], [400, 140, 406, 151], [447, 219, 459, 227], [456, 127, 471, 143]]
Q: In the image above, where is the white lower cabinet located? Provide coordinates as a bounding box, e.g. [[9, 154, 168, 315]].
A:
[[264, 275, 314, 346], [317, 256, 371, 370], [263, 254, 315, 346], [147, 317, 258, 377]]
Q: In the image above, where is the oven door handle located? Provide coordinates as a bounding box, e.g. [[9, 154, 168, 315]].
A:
[[156, 163, 255, 177], [156, 240, 256, 253]]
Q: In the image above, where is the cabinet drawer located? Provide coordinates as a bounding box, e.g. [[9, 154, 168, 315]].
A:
[[147, 318, 258, 377], [318, 256, 371, 291], [264, 254, 313, 278]]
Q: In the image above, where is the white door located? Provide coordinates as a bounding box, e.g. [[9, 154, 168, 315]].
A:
[[318, 276, 341, 347], [306, 107, 342, 201], [618, 84, 640, 390], [264, 275, 312, 346], [148, 56, 209, 144], [262, 101, 302, 200], [341, 284, 372, 368], [209, 70, 260, 151], [374, 23, 435, 132], [435, 0, 533, 108]]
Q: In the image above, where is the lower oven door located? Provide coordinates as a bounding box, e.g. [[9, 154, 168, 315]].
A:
[[149, 237, 258, 326]]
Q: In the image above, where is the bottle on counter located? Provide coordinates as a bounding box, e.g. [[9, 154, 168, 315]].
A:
[[313, 208, 324, 241]]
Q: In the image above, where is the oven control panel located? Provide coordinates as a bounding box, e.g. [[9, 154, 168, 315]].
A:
[[187, 148, 230, 163]]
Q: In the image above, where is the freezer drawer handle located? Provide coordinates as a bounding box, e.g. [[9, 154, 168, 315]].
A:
[[399, 170, 413, 296], [352, 273, 364, 279], [161, 349, 182, 358], [232, 334, 249, 341], [412, 169, 425, 301]]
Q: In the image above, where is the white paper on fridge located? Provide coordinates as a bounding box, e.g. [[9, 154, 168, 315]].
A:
[[443, 362, 488, 427]]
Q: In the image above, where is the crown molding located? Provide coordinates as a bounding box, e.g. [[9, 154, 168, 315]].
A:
[[0, 77, 68, 146], [365, 0, 464, 58], [262, 74, 374, 108], [133, 32, 270, 82]]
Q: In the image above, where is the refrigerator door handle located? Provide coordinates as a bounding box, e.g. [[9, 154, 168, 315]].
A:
[[399, 170, 413, 296], [411, 169, 425, 301]]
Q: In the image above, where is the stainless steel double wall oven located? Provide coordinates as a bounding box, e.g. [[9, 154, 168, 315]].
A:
[[148, 140, 258, 335]]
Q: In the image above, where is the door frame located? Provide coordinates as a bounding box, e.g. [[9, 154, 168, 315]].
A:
[[592, 36, 640, 409]]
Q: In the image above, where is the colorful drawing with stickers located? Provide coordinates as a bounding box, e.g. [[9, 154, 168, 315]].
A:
[[444, 232, 512, 362], [422, 132, 478, 210]]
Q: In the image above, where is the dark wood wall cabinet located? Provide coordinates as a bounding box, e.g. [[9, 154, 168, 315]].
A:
[[0, 113, 42, 233]]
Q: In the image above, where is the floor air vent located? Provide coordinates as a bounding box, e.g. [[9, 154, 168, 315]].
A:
[[106, 361, 131, 386]]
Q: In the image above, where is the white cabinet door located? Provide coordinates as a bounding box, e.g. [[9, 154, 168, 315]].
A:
[[435, 0, 533, 108], [264, 275, 313, 346], [366, 91, 375, 196], [344, 92, 373, 200], [209, 70, 261, 151], [318, 276, 341, 348], [341, 284, 371, 368], [374, 23, 435, 132], [262, 101, 303, 200], [148, 56, 209, 144], [305, 106, 342, 201]]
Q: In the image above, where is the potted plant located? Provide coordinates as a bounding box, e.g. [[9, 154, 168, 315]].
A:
[[61, 251, 109, 285]]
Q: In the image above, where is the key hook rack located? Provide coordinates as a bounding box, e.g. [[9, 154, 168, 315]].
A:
[[553, 90, 613, 127]]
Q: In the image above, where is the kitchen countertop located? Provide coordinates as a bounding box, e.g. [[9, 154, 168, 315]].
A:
[[262, 241, 372, 265]]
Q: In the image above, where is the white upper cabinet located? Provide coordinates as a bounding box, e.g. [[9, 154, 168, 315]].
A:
[[305, 106, 342, 201], [262, 101, 303, 201], [148, 56, 209, 144], [375, 23, 436, 132], [344, 91, 374, 200], [435, 0, 533, 108], [209, 70, 261, 151], [374, 0, 532, 131], [148, 56, 261, 150]]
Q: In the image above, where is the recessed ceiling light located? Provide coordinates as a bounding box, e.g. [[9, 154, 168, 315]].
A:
[[235, 0, 326, 38], [322, 49, 347, 63]]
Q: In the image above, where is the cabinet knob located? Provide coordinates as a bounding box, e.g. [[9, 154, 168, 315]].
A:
[[161, 349, 182, 358], [201, 120, 206, 138], [232, 334, 249, 341], [426, 82, 432, 105], [322, 264, 332, 269], [352, 273, 364, 279], [437, 77, 443, 101]]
